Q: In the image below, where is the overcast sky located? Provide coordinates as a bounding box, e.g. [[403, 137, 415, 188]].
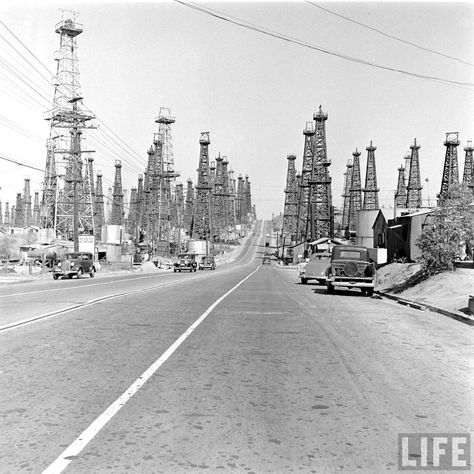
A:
[[0, 0, 473, 220]]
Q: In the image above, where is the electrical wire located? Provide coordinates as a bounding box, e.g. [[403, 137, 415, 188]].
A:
[[0, 154, 44, 172], [304, 1, 474, 68], [173, 0, 474, 88]]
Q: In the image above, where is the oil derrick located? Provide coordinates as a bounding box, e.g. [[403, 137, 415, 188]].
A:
[[82, 155, 95, 231], [174, 183, 184, 235], [11, 206, 15, 225], [184, 179, 194, 234], [245, 175, 253, 224], [308, 106, 332, 239], [362, 141, 379, 210], [109, 160, 124, 225], [462, 141, 474, 190], [228, 169, 236, 229], [439, 132, 460, 200], [143, 145, 156, 235], [94, 171, 105, 241], [32, 192, 40, 226], [209, 160, 217, 233], [22, 178, 32, 226], [212, 154, 226, 240], [106, 186, 113, 221], [295, 121, 315, 242], [136, 175, 144, 234], [282, 154, 298, 239], [341, 159, 353, 230], [222, 157, 232, 236], [127, 187, 138, 238], [4, 202, 10, 226], [236, 174, 245, 226], [406, 138, 423, 209], [348, 149, 362, 231], [395, 165, 407, 208], [192, 132, 212, 241], [14, 193, 24, 227], [42, 11, 96, 246]]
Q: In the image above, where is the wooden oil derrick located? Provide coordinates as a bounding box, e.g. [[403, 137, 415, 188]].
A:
[[184, 179, 194, 235], [308, 106, 332, 239], [4, 202, 10, 226], [192, 132, 213, 241], [296, 121, 315, 242], [136, 174, 144, 234], [221, 157, 232, 236], [439, 132, 460, 201], [94, 171, 105, 241], [212, 154, 226, 241], [462, 140, 474, 191], [22, 178, 32, 226], [127, 187, 138, 238], [395, 165, 407, 208], [244, 175, 252, 225], [236, 174, 245, 226], [32, 192, 40, 226], [341, 159, 353, 230], [406, 138, 423, 209], [362, 141, 379, 210], [11, 205, 15, 225], [14, 193, 23, 227], [348, 149, 362, 231], [282, 154, 298, 240], [109, 160, 124, 225]]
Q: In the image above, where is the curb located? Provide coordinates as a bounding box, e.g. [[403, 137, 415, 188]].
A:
[[377, 291, 474, 327]]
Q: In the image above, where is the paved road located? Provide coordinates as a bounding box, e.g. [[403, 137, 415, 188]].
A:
[[0, 221, 472, 473]]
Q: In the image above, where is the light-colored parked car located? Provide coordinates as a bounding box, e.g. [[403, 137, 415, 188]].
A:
[[199, 256, 216, 270], [299, 252, 331, 285]]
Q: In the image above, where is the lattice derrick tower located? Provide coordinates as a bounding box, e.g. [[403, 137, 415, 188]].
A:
[[184, 179, 194, 235], [109, 160, 124, 225], [245, 175, 253, 224], [282, 154, 298, 238], [192, 133, 213, 240], [22, 178, 32, 226], [11, 206, 16, 224], [94, 171, 105, 241], [81, 155, 95, 232], [348, 149, 362, 231], [362, 141, 380, 210], [341, 159, 353, 230], [32, 192, 40, 226], [42, 11, 96, 241], [4, 202, 10, 226], [439, 132, 460, 201], [395, 164, 407, 208], [212, 154, 226, 240], [127, 187, 138, 238], [236, 174, 245, 226], [143, 145, 155, 234], [295, 121, 315, 242], [228, 169, 236, 229], [14, 193, 23, 227], [307, 106, 332, 239], [174, 183, 184, 232], [462, 141, 474, 191], [221, 157, 233, 235], [241, 176, 249, 226], [406, 138, 423, 209]]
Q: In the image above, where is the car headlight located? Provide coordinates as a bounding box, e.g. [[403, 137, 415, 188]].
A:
[[71, 262, 75, 267]]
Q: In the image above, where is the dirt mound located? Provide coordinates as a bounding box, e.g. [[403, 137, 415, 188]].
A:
[[376, 263, 425, 293]]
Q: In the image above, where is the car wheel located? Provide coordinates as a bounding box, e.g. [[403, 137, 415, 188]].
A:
[[301, 278, 308, 284], [90, 268, 95, 278], [366, 288, 374, 297], [76, 268, 83, 279], [68, 274, 73, 279], [361, 288, 367, 295], [53, 274, 58, 280], [326, 283, 334, 294]]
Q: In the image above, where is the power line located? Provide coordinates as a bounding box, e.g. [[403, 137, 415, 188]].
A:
[[173, 0, 474, 88], [304, 1, 474, 68], [0, 154, 44, 172]]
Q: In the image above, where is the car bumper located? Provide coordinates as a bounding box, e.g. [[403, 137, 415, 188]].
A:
[[328, 279, 374, 288]]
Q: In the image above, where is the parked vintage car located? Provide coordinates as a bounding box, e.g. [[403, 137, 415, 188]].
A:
[[262, 256, 271, 265], [174, 253, 197, 272], [326, 245, 376, 296], [52, 252, 97, 280], [299, 251, 331, 284], [198, 256, 216, 271]]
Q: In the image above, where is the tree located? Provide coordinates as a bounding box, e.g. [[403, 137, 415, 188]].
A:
[[417, 183, 474, 273]]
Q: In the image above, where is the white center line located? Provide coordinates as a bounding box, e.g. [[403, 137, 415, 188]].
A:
[[41, 264, 260, 474]]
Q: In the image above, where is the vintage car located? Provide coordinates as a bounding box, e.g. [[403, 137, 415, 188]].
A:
[[52, 252, 97, 280], [262, 256, 271, 265], [326, 245, 376, 296], [174, 253, 197, 272], [299, 251, 331, 285], [198, 256, 216, 271]]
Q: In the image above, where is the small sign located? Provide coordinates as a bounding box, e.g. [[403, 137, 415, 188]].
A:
[[78, 235, 95, 253]]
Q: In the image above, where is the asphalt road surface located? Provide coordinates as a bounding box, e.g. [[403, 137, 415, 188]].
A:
[[0, 221, 472, 473]]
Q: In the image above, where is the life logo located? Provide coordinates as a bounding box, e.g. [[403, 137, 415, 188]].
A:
[[398, 433, 471, 470]]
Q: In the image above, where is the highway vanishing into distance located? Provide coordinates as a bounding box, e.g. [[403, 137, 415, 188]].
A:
[[0, 221, 472, 473]]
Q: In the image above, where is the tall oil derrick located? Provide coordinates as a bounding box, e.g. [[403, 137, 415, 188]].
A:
[[222, 157, 232, 236], [209, 160, 217, 235], [32, 192, 40, 226], [395, 165, 407, 208], [184, 179, 194, 235], [404, 152, 411, 185], [109, 160, 124, 225], [14, 193, 23, 227], [308, 106, 332, 239], [136, 174, 144, 235], [143, 145, 155, 234], [127, 187, 138, 238], [174, 183, 184, 235], [295, 121, 315, 242], [348, 149, 362, 231], [244, 175, 253, 225], [406, 138, 423, 209], [228, 169, 236, 229], [11, 206, 15, 225], [462, 141, 474, 191], [439, 132, 460, 200], [341, 159, 353, 230], [282, 154, 298, 239], [192, 132, 213, 241], [236, 174, 245, 226], [4, 202, 10, 226], [212, 154, 226, 240], [94, 171, 105, 241], [106, 186, 113, 221], [22, 178, 32, 226], [362, 141, 379, 210], [82, 155, 95, 231], [42, 11, 96, 246]]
